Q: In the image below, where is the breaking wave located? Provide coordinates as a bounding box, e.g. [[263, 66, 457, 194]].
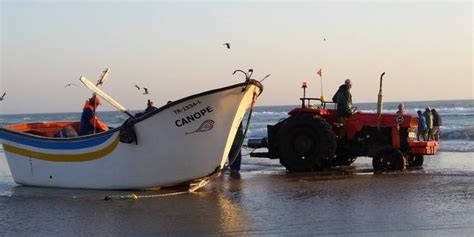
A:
[[438, 141, 474, 153], [440, 126, 474, 141]]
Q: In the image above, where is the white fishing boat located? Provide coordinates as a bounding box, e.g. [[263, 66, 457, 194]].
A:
[[0, 77, 263, 190]]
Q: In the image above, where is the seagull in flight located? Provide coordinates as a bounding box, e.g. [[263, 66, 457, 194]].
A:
[[134, 85, 141, 90], [64, 83, 79, 88], [0, 92, 5, 101], [223, 43, 231, 49], [96, 68, 110, 86], [143, 87, 149, 95]]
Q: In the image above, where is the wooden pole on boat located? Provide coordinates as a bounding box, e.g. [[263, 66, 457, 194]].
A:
[[93, 68, 110, 132], [92, 94, 98, 134], [80, 76, 135, 119]]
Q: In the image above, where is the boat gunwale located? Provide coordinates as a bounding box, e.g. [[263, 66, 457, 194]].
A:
[[132, 79, 263, 123], [0, 80, 263, 142]]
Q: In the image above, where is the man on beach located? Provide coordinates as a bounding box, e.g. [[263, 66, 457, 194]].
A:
[[417, 110, 427, 141], [228, 122, 244, 173], [423, 107, 434, 140], [431, 108, 442, 141]]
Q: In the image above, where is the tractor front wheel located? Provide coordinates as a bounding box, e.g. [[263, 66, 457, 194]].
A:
[[372, 147, 406, 171], [407, 153, 424, 167]]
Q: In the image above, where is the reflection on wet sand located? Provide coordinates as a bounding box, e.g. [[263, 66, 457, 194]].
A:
[[0, 153, 474, 235], [213, 173, 249, 235], [0, 177, 249, 236]]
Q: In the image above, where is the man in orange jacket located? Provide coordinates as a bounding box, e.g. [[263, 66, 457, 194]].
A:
[[79, 95, 109, 136]]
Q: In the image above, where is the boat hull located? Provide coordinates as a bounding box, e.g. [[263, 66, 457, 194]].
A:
[[0, 80, 262, 189]]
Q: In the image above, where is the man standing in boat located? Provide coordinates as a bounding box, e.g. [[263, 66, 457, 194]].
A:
[[79, 95, 109, 135], [134, 99, 158, 117]]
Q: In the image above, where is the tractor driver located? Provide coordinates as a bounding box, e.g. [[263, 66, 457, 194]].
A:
[[332, 79, 353, 136], [332, 79, 353, 118]]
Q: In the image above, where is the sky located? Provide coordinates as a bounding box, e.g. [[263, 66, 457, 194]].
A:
[[1, 0, 472, 114]]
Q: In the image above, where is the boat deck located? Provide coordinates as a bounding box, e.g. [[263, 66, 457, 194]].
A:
[[4, 122, 80, 137]]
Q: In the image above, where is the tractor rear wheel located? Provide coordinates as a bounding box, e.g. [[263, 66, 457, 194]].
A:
[[407, 154, 424, 167], [372, 147, 406, 171], [277, 114, 336, 171]]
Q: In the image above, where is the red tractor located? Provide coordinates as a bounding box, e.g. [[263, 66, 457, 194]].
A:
[[248, 73, 438, 172]]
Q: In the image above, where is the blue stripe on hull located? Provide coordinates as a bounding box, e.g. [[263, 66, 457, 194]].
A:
[[0, 129, 114, 150]]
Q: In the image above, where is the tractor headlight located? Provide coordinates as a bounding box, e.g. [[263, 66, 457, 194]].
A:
[[408, 127, 417, 141]]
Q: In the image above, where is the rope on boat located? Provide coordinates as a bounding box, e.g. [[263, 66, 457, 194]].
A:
[[104, 191, 188, 200]]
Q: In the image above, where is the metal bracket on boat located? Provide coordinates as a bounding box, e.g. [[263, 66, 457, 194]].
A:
[[233, 69, 254, 92], [233, 69, 267, 93], [233, 69, 253, 82]]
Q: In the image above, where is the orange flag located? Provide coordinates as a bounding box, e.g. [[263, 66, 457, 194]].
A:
[[317, 68, 322, 77]]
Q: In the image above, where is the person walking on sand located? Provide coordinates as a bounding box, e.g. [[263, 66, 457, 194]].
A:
[[423, 107, 434, 140], [417, 110, 427, 141], [396, 103, 406, 115], [431, 108, 442, 141]]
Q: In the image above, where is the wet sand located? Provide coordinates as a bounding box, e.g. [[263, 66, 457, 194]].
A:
[[1, 152, 473, 236]]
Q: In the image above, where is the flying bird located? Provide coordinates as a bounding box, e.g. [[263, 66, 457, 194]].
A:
[[223, 43, 230, 49], [134, 85, 141, 90], [64, 83, 79, 88], [143, 87, 149, 95], [96, 68, 110, 86], [0, 92, 5, 101]]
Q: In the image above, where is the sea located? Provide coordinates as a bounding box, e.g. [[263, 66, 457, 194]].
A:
[[0, 99, 473, 154]]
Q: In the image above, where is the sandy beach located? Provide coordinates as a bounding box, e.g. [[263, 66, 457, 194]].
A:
[[1, 152, 473, 236]]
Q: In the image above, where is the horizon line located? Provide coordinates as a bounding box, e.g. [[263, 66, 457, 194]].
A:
[[0, 98, 472, 116]]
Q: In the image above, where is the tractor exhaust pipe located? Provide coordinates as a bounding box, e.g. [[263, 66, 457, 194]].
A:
[[377, 72, 385, 130], [377, 72, 385, 114]]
